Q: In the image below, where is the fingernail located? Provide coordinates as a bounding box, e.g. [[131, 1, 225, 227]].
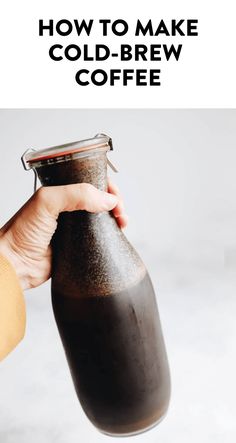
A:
[[119, 200, 125, 211], [103, 193, 118, 208], [122, 214, 129, 225]]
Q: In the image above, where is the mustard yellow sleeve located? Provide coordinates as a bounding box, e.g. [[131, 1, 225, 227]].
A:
[[0, 254, 26, 361]]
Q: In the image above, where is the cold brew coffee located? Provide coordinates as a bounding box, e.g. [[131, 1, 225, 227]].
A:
[[23, 134, 171, 436]]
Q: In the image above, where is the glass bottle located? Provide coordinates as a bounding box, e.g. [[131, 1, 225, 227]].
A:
[[22, 134, 171, 437]]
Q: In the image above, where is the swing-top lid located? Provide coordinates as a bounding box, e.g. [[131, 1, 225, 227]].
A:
[[21, 133, 113, 170]]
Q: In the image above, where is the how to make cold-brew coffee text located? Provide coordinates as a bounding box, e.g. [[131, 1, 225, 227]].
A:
[[39, 18, 199, 87]]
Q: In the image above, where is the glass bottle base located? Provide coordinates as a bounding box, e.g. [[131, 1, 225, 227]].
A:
[[96, 410, 168, 438]]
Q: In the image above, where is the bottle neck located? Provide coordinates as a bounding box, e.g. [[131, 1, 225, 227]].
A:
[[36, 152, 108, 191]]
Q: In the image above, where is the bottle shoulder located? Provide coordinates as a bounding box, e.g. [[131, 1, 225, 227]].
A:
[[52, 211, 146, 297]]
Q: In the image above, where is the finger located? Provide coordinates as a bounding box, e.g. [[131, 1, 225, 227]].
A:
[[115, 214, 129, 229], [107, 179, 125, 218], [35, 183, 118, 217], [107, 179, 129, 228]]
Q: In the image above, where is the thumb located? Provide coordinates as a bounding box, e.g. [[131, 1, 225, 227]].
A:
[[1, 183, 118, 236], [0, 183, 118, 256], [35, 183, 118, 217]]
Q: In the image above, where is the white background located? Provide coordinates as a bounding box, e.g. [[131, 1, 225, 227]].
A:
[[0, 0, 235, 107], [0, 0, 235, 441], [0, 109, 235, 442]]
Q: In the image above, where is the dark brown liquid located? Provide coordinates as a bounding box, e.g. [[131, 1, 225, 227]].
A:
[[36, 152, 171, 435], [52, 272, 170, 435]]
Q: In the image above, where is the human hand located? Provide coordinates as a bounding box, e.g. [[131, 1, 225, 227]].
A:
[[0, 181, 128, 290]]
